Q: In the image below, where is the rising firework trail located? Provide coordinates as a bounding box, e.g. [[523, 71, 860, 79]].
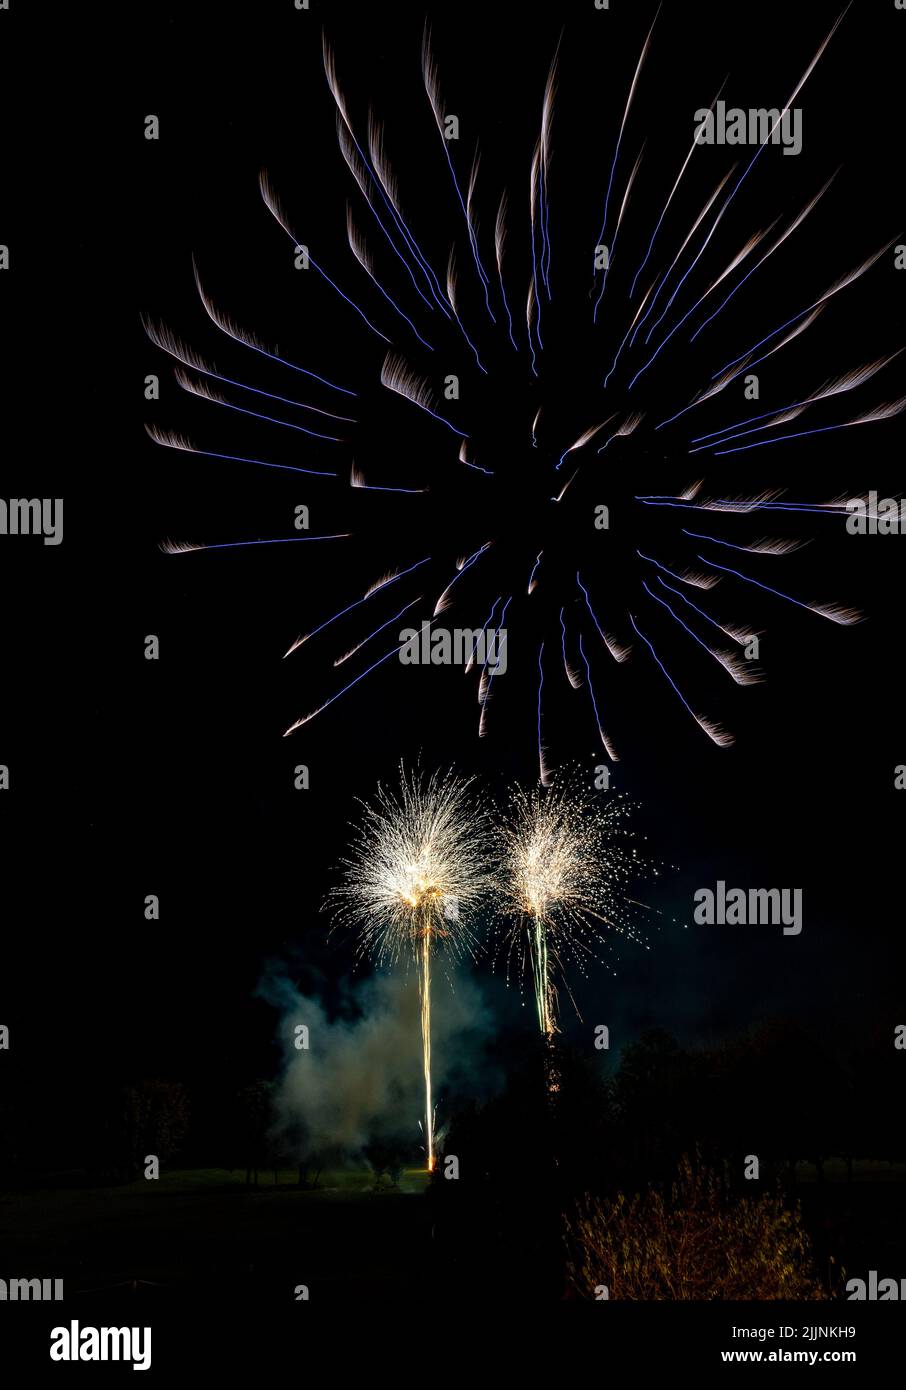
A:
[[329, 765, 493, 1170], [147, 7, 902, 774], [495, 772, 651, 1037]]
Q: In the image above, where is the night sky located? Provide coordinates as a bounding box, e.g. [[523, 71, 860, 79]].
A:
[[3, 0, 904, 1135]]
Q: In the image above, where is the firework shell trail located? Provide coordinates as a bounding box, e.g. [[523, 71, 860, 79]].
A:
[[329, 765, 494, 1169], [494, 769, 654, 1039]]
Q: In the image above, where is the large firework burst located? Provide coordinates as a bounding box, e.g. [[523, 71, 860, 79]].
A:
[[494, 773, 651, 1036], [146, 8, 903, 774], [329, 764, 493, 1168]]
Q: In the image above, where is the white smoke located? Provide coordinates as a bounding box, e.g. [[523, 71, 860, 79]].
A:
[[257, 963, 499, 1161]]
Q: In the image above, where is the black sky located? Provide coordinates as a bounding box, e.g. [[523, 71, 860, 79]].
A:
[[2, 0, 904, 1107]]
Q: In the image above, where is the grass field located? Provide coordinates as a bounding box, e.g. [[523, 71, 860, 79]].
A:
[[2, 1161, 904, 1302], [1, 1168, 435, 1303]]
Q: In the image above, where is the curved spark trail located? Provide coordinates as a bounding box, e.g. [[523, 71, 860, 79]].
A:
[[147, 8, 901, 771]]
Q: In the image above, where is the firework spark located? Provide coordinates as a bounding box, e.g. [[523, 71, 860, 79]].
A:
[[329, 765, 493, 1169], [494, 772, 650, 1037], [147, 9, 901, 770]]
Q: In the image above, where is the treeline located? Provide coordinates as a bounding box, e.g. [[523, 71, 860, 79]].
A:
[[1, 1017, 901, 1189]]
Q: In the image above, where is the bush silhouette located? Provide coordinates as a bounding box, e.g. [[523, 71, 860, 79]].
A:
[[565, 1155, 826, 1300]]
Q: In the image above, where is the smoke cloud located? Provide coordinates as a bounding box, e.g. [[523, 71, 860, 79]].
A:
[[256, 961, 500, 1162]]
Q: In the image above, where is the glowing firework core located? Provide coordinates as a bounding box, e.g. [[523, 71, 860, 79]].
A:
[[497, 773, 648, 1037], [331, 766, 492, 1170]]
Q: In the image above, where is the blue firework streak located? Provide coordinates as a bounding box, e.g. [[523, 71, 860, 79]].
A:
[[146, 8, 903, 775]]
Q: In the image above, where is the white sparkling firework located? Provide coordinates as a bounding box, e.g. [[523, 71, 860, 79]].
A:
[[494, 773, 652, 1036], [330, 765, 494, 1169]]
